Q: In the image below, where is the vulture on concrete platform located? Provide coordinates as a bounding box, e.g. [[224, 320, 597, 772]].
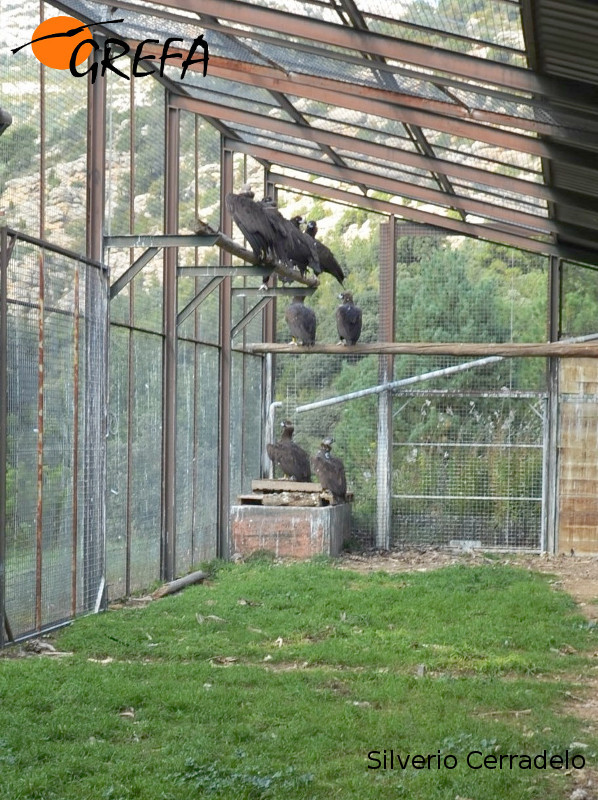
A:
[[266, 420, 312, 482], [312, 437, 347, 504], [305, 220, 345, 286], [336, 291, 362, 346], [285, 295, 317, 346]]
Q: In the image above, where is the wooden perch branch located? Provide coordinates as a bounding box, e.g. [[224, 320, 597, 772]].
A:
[[195, 219, 319, 288], [245, 341, 598, 358]]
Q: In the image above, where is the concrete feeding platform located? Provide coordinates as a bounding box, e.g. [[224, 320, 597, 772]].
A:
[[231, 480, 352, 558]]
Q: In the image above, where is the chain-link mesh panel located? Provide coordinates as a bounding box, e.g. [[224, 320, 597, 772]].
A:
[[193, 345, 219, 564], [128, 331, 162, 593], [561, 261, 598, 340], [5, 244, 39, 636], [106, 325, 129, 600], [392, 391, 545, 550], [4, 236, 106, 639], [0, 0, 41, 233], [230, 349, 264, 503], [42, 45, 88, 251]]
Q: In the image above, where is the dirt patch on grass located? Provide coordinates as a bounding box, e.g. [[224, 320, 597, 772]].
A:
[[339, 549, 598, 621]]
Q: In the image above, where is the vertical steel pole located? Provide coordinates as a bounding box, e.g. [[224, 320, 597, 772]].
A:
[[261, 175, 276, 478], [85, 49, 108, 611], [218, 146, 234, 559], [162, 100, 180, 581], [376, 217, 396, 550], [35, 253, 44, 631], [125, 74, 136, 595], [543, 254, 561, 554], [0, 227, 8, 646], [191, 115, 200, 561], [71, 263, 79, 616]]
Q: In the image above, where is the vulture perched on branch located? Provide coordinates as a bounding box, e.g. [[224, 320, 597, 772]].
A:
[[267, 420, 311, 482], [313, 437, 347, 504], [285, 295, 316, 346], [336, 291, 362, 346], [305, 220, 345, 286], [225, 187, 320, 279], [225, 185, 280, 264]]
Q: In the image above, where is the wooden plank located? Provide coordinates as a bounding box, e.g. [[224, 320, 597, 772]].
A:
[[252, 479, 322, 493]]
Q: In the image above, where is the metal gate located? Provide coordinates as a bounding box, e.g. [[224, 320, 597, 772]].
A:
[[392, 390, 545, 550]]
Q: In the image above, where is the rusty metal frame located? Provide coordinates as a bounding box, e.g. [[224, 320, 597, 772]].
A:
[[162, 101, 180, 582], [218, 146, 234, 559], [140, 0, 596, 104], [225, 139, 554, 235], [266, 173, 598, 267], [84, 47, 108, 613], [376, 217, 396, 550], [170, 95, 560, 205], [0, 227, 8, 647]]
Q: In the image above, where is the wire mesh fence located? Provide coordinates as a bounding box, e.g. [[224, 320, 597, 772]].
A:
[[2, 232, 107, 643]]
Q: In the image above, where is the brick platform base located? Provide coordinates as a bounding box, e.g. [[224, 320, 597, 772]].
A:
[[230, 503, 351, 559]]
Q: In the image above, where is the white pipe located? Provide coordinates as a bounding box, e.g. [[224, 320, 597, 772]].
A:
[[295, 356, 503, 413]]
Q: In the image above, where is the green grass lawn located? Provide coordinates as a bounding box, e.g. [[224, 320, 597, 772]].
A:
[[0, 559, 596, 799]]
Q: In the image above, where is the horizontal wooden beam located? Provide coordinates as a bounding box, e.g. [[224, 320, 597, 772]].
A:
[[245, 341, 598, 358]]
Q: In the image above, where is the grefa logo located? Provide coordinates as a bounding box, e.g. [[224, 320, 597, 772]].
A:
[[12, 15, 209, 82]]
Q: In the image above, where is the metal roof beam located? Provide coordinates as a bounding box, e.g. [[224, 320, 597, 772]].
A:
[[224, 138, 555, 236], [171, 94, 560, 203], [267, 172, 598, 267], [163, 52, 598, 163], [191, 53, 598, 145], [150, 0, 598, 107]]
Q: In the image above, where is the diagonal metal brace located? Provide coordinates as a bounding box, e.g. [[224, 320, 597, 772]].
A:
[[109, 247, 160, 299], [177, 276, 223, 326], [231, 296, 273, 339]]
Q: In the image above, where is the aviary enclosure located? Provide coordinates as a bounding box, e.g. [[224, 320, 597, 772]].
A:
[[3, 0, 598, 646]]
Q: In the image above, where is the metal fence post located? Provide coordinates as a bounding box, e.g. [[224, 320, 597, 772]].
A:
[[0, 227, 8, 646], [162, 101, 180, 582], [84, 51, 108, 612], [218, 146, 234, 559], [376, 217, 396, 550], [543, 255, 561, 553]]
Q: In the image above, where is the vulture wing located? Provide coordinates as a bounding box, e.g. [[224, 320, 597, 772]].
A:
[[313, 451, 347, 502], [285, 300, 317, 345]]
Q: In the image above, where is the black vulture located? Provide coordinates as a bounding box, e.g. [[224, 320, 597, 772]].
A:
[[305, 220, 345, 286], [312, 437, 347, 504], [266, 420, 311, 482], [225, 185, 282, 264], [336, 291, 362, 346], [285, 295, 316, 346], [275, 212, 320, 277]]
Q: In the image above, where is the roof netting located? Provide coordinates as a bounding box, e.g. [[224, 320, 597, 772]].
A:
[[39, 0, 598, 265]]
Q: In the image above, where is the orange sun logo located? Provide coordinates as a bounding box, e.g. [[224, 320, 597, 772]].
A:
[[19, 16, 94, 69]]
